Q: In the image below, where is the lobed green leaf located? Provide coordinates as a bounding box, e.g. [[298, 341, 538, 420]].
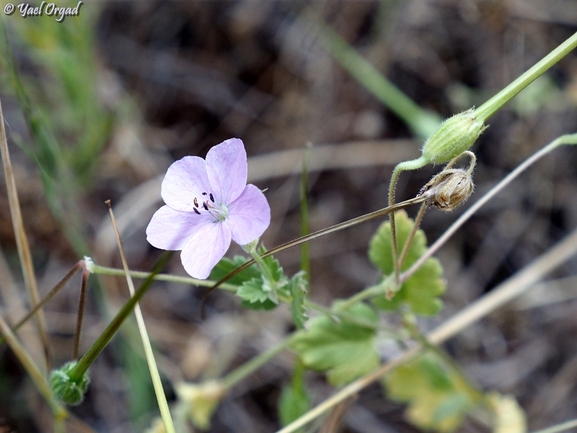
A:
[[291, 303, 379, 386], [368, 210, 446, 315]]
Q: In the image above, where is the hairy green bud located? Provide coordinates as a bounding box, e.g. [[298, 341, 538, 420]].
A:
[[50, 361, 90, 406], [421, 109, 486, 165]]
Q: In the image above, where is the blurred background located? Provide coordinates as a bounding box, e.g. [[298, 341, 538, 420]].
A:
[[2, 0, 577, 432]]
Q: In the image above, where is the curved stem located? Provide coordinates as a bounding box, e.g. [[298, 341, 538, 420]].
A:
[[388, 157, 428, 285], [401, 134, 577, 283]]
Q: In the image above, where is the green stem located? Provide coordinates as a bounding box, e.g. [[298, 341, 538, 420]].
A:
[[221, 337, 294, 389], [300, 146, 311, 281], [67, 253, 172, 382], [88, 261, 238, 292], [388, 157, 428, 284], [475, 31, 577, 122], [307, 10, 441, 138], [333, 281, 389, 312], [398, 203, 427, 270], [249, 249, 275, 285]]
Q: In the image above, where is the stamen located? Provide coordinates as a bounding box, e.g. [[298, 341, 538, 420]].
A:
[[209, 193, 215, 203], [194, 197, 199, 208], [202, 192, 208, 196], [193, 208, 201, 215], [203, 202, 209, 211]]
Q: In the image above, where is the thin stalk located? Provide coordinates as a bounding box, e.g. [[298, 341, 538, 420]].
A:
[[106, 201, 175, 433], [221, 337, 294, 389], [2, 262, 83, 345], [0, 97, 51, 371], [73, 267, 90, 360], [475, 32, 577, 122], [387, 157, 428, 285], [331, 283, 387, 312], [401, 134, 577, 283], [398, 203, 427, 270], [248, 248, 280, 303], [201, 194, 429, 308], [67, 252, 172, 382], [87, 262, 238, 292], [300, 145, 311, 281]]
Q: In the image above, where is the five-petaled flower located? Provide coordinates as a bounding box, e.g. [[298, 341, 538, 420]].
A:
[[146, 138, 270, 279]]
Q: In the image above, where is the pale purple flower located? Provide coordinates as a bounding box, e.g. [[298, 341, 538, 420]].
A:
[[146, 138, 270, 279]]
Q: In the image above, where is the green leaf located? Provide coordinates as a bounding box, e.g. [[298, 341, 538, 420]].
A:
[[209, 255, 260, 286], [237, 278, 278, 311], [384, 353, 478, 432], [278, 361, 311, 430], [368, 210, 446, 315], [262, 251, 284, 284], [291, 303, 379, 386], [289, 272, 308, 329]]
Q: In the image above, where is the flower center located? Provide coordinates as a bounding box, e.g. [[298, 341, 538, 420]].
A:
[[192, 191, 228, 222]]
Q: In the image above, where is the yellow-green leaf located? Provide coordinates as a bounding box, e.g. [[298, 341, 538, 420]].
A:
[[384, 352, 479, 432]]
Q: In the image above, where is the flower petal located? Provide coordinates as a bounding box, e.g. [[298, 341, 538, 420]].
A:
[[146, 206, 213, 251], [161, 156, 211, 212], [181, 222, 232, 279], [226, 184, 271, 245], [206, 138, 247, 204]]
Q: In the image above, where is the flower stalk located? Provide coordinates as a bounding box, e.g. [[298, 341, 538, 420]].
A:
[[474, 31, 577, 122]]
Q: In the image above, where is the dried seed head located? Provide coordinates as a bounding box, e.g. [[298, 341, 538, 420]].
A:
[[418, 168, 474, 212]]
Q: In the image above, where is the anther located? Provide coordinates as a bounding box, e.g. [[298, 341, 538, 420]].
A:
[[193, 208, 201, 215], [203, 202, 209, 211], [209, 193, 215, 203], [194, 197, 199, 208]]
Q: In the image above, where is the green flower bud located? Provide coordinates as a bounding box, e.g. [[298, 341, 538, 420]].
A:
[[50, 361, 90, 406], [421, 109, 486, 165]]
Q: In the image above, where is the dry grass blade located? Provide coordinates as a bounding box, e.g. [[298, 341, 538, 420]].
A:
[[0, 97, 51, 372], [0, 308, 66, 420]]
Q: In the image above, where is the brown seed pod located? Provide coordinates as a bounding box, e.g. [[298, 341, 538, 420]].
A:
[[418, 168, 474, 211]]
